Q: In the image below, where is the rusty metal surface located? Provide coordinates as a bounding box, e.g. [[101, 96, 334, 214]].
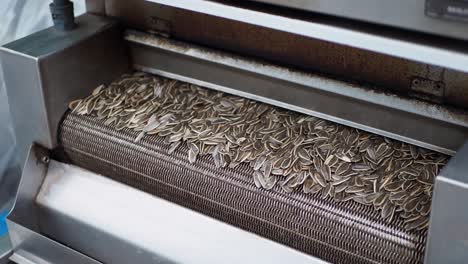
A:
[[87, 0, 468, 109]]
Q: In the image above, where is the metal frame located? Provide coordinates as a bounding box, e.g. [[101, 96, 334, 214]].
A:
[[426, 142, 468, 263], [126, 30, 468, 155], [147, 0, 468, 73], [249, 0, 468, 41]]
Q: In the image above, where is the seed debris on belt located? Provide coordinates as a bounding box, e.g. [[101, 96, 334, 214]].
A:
[[69, 72, 449, 231]]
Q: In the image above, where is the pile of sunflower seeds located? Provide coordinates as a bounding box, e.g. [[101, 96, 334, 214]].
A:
[[69, 72, 448, 231]]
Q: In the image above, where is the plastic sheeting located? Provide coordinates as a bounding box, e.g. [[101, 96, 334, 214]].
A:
[[0, 0, 86, 236]]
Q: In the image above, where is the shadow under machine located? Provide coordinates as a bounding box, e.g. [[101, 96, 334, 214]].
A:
[[2, 0, 468, 263]]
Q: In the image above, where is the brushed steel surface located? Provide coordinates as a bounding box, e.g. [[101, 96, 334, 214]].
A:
[[0, 13, 129, 166], [35, 160, 323, 264]]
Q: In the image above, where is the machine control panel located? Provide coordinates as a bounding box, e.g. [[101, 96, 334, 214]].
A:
[[426, 0, 468, 22]]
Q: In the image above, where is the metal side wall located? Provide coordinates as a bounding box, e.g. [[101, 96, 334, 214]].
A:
[[35, 160, 324, 264], [426, 142, 468, 263]]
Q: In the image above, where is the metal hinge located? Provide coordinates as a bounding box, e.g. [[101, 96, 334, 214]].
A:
[[410, 66, 446, 103], [410, 77, 445, 102]]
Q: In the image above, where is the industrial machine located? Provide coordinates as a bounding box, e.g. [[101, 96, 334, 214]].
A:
[[1, 0, 468, 263]]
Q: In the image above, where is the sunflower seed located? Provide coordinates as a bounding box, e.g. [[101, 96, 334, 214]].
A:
[[254, 156, 266, 171], [312, 171, 327, 187], [68, 99, 82, 111], [383, 180, 404, 192], [405, 216, 429, 231], [381, 200, 396, 221], [253, 171, 262, 188], [188, 148, 197, 164], [345, 186, 365, 194], [302, 178, 315, 194], [403, 197, 420, 212], [168, 141, 181, 154], [335, 163, 350, 176], [135, 131, 145, 143], [263, 160, 272, 177]]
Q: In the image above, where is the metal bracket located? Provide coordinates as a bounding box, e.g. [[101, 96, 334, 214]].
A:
[[410, 76, 445, 103]]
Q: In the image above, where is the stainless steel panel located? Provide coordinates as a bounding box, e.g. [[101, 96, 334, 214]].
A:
[[126, 31, 468, 155], [0, 235, 11, 264], [0, 13, 130, 217], [147, 0, 468, 73], [250, 0, 468, 40], [0, 13, 130, 167], [0, 51, 50, 170], [425, 142, 468, 263], [7, 220, 101, 264], [35, 161, 324, 264]]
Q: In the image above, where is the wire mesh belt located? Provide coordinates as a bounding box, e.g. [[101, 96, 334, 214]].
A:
[[59, 113, 427, 264], [56, 72, 443, 263]]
